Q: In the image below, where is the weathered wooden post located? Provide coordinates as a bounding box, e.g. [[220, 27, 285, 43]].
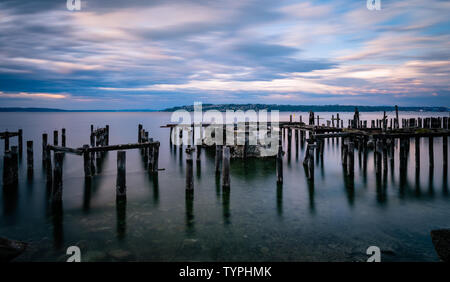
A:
[[90, 131, 96, 174], [27, 141, 33, 171], [10, 146, 18, 185], [143, 132, 149, 163], [399, 137, 407, 173], [222, 146, 231, 189], [116, 151, 126, 199], [2, 151, 16, 187], [395, 105, 399, 128], [277, 144, 283, 184], [215, 145, 222, 175], [83, 145, 92, 179], [105, 125, 109, 146], [18, 129, 23, 155], [53, 130, 58, 146], [61, 128, 66, 147], [186, 147, 194, 191], [3, 132, 9, 152], [415, 136, 420, 170], [42, 133, 48, 161], [429, 136, 434, 168], [151, 142, 160, 172], [52, 152, 64, 202], [138, 124, 143, 143], [287, 127, 292, 154]]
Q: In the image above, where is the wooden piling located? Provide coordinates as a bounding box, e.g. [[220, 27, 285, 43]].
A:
[[277, 144, 283, 184], [105, 125, 109, 146], [18, 129, 23, 155], [2, 151, 15, 187], [3, 131, 9, 152], [53, 130, 58, 146], [138, 124, 143, 143], [83, 145, 92, 179], [116, 151, 126, 199], [222, 146, 231, 189], [61, 128, 66, 147], [186, 147, 194, 191], [215, 145, 222, 175], [52, 152, 64, 202], [42, 133, 48, 161], [27, 141, 33, 171], [151, 143, 160, 172]]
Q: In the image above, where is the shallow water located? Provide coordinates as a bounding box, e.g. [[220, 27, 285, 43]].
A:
[[0, 111, 449, 262]]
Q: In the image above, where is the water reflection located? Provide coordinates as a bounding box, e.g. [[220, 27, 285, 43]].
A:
[[276, 183, 283, 216], [185, 191, 195, 235], [116, 198, 126, 241], [222, 189, 230, 225], [51, 201, 64, 249]]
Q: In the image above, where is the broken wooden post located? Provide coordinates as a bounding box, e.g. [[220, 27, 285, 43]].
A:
[[151, 142, 160, 172], [116, 151, 126, 199], [105, 125, 109, 146], [186, 147, 194, 191], [395, 105, 399, 129], [277, 144, 283, 184], [222, 146, 230, 189], [429, 136, 434, 168], [90, 131, 95, 174], [61, 128, 66, 147], [18, 129, 23, 155], [83, 145, 92, 179], [52, 152, 64, 202], [3, 151, 15, 187], [11, 146, 19, 185], [287, 128, 292, 154], [215, 145, 222, 175], [53, 130, 58, 146], [42, 133, 48, 161], [27, 141, 33, 171], [138, 124, 143, 143]]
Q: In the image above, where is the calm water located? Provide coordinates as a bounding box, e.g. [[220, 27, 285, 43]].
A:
[[0, 111, 449, 262]]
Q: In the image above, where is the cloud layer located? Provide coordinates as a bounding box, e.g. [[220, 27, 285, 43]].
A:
[[0, 0, 449, 109]]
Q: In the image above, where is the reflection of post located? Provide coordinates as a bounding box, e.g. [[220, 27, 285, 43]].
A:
[[222, 189, 230, 225], [276, 183, 283, 216], [429, 136, 434, 168], [51, 201, 63, 249], [185, 191, 194, 232], [26, 141, 33, 172], [116, 198, 126, 241], [442, 135, 447, 168], [415, 136, 420, 170]]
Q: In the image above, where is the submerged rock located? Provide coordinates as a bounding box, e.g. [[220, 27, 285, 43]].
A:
[[0, 237, 27, 262], [431, 229, 450, 262]]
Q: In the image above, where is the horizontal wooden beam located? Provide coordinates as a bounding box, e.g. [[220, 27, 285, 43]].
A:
[[47, 142, 160, 155]]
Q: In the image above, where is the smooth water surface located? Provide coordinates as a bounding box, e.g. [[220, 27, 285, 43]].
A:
[[0, 111, 449, 261]]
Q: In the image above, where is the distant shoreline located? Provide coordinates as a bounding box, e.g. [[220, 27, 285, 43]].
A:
[[0, 104, 448, 112]]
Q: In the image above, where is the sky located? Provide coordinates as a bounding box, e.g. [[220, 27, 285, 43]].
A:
[[0, 0, 449, 110]]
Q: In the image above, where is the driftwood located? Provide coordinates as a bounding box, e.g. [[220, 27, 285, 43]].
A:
[[0, 237, 27, 262], [431, 229, 450, 262]]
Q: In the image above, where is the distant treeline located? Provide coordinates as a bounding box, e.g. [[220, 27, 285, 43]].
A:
[[0, 108, 157, 112], [0, 105, 448, 112], [162, 104, 449, 112]]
